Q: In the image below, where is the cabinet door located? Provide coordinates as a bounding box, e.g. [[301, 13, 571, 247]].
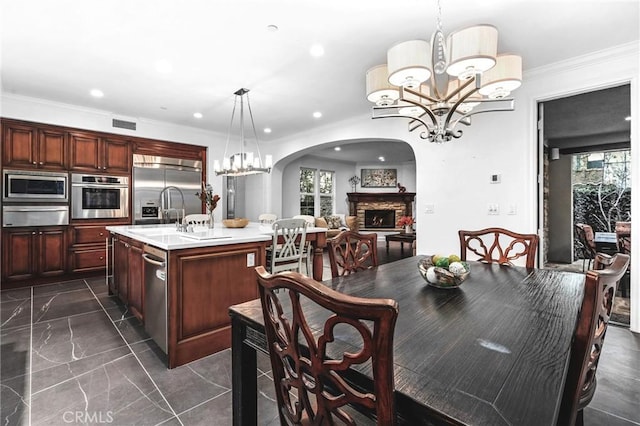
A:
[[38, 227, 67, 277], [69, 132, 101, 171], [103, 137, 131, 173], [2, 123, 37, 168], [38, 128, 67, 170], [1, 229, 37, 281], [127, 242, 144, 320]]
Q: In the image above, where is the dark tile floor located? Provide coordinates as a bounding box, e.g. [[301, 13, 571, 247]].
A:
[[2, 243, 639, 425]]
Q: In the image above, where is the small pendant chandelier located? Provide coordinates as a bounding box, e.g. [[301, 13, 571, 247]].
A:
[[365, 0, 522, 143], [214, 88, 273, 176]]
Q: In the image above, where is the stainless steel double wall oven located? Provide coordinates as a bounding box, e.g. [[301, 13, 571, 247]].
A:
[[2, 169, 70, 227]]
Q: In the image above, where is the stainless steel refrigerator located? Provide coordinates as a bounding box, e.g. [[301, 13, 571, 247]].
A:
[[132, 154, 203, 224]]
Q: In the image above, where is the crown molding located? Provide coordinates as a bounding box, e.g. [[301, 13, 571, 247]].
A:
[[524, 41, 639, 80]]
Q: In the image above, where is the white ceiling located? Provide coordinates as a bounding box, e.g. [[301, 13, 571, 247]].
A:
[[2, 0, 638, 163]]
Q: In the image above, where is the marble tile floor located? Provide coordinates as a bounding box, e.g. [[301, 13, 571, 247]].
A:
[[1, 244, 639, 425]]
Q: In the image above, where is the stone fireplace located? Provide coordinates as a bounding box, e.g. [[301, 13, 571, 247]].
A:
[[347, 192, 416, 230]]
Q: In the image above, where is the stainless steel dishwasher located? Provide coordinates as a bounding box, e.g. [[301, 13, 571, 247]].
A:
[[142, 244, 168, 354]]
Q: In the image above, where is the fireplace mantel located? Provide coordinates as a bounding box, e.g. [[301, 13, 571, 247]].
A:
[[347, 192, 416, 217]]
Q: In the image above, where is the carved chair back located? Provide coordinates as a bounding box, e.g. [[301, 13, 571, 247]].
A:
[[328, 230, 379, 278], [615, 221, 631, 256], [458, 227, 539, 269], [256, 266, 398, 425], [558, 252, 630, 426]]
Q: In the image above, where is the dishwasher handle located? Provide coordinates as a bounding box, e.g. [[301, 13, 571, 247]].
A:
[[142, 253, 166, 267]]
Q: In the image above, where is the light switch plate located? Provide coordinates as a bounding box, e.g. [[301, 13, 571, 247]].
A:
[[490, 174, 501, 184], [425, 204, 435, 214], [247, 253, 255, 267]]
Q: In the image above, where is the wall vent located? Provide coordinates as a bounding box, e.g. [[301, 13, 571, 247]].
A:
[[112, 119, 137, 130]]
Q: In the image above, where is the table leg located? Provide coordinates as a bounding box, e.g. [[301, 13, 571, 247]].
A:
[[232, 316, 257, 426], [400, 242, 404, 255], [386, 239, 390, 253], [311, 233, 327, 281]]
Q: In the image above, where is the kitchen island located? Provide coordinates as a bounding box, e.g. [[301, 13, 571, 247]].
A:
[[107, 222, 327, 368]]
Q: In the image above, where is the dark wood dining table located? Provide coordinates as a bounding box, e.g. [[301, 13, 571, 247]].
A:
[[228, 256, 586, 425]]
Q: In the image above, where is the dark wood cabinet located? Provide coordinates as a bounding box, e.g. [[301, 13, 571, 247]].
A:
[[2, 121, 67, 170], [2, 227, 67, 282], [110, 234, 143, 320], [68, 224, 110, 273], [69, 132, 130, 173]]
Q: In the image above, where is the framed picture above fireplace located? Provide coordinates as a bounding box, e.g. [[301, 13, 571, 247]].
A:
[[361, 168, 397, 188]]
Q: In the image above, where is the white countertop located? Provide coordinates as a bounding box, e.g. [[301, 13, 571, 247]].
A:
[[106, 222, 328, 251]]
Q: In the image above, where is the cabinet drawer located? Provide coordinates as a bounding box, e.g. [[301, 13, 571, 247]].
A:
[[72, 225, 109, 245], [71, 247, 107, 272]]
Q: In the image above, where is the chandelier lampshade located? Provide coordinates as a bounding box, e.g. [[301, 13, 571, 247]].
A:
[[366, 64, 399, 106], [446, 25, 498, 80], [366, 0, 522, 143], [478, 54, 523, 99], [387, 40, 432, 88]]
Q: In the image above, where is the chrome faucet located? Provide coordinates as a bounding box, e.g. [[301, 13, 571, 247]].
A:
[[158, 185, 185, 226]]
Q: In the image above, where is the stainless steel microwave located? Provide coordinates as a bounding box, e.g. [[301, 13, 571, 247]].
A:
[[3, 169, 69, 203]]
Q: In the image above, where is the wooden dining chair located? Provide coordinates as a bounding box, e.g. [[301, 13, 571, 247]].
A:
[[293, 215, 316, 275], [558, 252, 630, 426], [458, 227, 539, 269], [255, 266, 399, 425], [266, 218, 309, 275], [259, 213, 278, 225], [575, 223, 597, 271], [328, 230, 379, 278]]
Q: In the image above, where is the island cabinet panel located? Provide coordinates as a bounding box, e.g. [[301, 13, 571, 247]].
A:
[[127, 242, 144, 320], [110, 234, 144, 320], [2, 121, 67, 170], [167, 241, 267, 368]]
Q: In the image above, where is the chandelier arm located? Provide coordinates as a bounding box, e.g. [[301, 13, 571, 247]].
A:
[[401, 85, 439, 104], [442, 74, 483, 134], [442, 77, 475, 103], [371, 108, 437, 134]]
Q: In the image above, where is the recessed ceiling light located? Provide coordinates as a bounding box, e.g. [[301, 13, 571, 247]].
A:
[[310, 43, 325, 57], [263, 127, 272, 133], [266, 24, 279, 32], [625, 116, 631, 121], [90, 89, 104, 98], [378, 156, 385, 162], [313, 111, 322, 118], [155, 59, 173, 73], [334, 147, 341, 151], [193, 112, 203, 119], [160, 106, 168, 110]]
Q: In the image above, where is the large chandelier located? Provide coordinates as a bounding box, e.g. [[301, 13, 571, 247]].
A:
[[366, 0, 522, 143], [214, 88, 273, 176]]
